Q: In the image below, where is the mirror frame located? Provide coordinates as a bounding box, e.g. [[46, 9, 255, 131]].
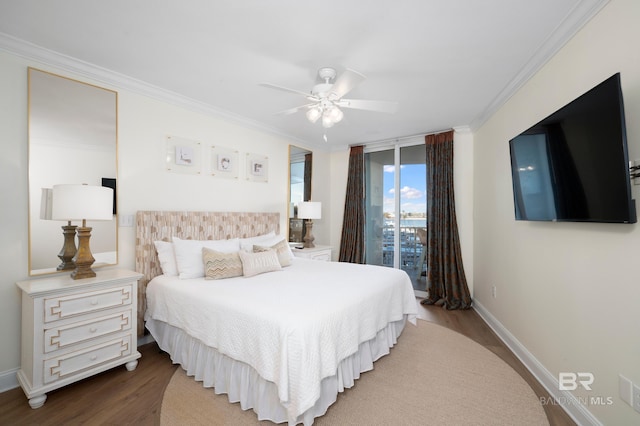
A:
[[28, 68, 118, 276]]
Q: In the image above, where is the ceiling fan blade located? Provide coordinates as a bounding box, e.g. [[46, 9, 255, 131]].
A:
[[328, 69, 366, 100], [274, 103, 316, 116], [259, 83, 317, 100], [339, 98, 399, 114]]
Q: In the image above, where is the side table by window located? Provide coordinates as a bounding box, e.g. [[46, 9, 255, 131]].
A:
[[292, 245, 332, 261]]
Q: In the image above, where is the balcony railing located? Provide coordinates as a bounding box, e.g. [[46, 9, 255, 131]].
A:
[[381, 224, 425, 270]]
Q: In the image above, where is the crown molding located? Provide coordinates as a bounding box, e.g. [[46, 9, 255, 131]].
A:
[[0, 31, 313, 148], [468, 0, 610, 132]]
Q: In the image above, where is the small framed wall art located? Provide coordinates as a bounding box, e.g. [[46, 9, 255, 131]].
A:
[[246, 152, 268, 182], [166, 135, 202, 174], [210, 146, 239, 179]]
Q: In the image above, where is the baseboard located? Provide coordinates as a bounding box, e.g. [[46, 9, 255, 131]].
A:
[[138, 333, 155, 346], [0, 368, 19, 393], [473, 300, 602, 426]]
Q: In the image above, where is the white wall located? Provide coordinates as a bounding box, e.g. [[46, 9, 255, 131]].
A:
[[473, 0, 640, 424], [0, 50, 327, 385]]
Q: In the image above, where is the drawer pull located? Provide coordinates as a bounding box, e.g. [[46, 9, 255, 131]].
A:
[[89, 327, 98, 333], [90, 299, 99, 306], [90, 355, 98, 361]]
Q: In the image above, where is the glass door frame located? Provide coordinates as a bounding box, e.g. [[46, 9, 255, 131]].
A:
[[365, 138, 428, 298]]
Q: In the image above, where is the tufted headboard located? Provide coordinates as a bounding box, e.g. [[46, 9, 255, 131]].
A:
[[135, 211, 280, 336]]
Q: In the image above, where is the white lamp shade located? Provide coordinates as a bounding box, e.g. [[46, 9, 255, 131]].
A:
[[52, 184, 113, 221], [297, 201, 322, 220]]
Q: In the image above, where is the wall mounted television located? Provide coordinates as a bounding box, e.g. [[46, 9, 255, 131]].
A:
[[509, 73, 636, 224]]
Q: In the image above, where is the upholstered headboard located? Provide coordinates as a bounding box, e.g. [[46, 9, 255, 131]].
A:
[[135, 211, 280, 336]]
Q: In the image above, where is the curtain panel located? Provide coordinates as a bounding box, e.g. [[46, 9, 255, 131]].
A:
[[303, 153, 312, 201], [339, 145, 365, 263], [423, 131, 472, 309]]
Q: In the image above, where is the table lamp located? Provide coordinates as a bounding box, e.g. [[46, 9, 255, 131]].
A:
[[297, 201, 321, 248], [40, 187, 77, 271], [52, 184, 113, 279]]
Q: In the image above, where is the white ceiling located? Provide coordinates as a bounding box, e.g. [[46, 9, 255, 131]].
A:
[[0, 0, 607, 149]]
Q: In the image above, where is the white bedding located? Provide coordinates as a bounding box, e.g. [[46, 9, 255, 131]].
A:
[[145, 257, 418, 423]]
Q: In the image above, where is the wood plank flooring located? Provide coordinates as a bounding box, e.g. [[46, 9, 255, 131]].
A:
[[0, 301, 575, 425]]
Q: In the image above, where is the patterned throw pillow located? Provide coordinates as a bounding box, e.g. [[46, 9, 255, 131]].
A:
[[253, 238, 292, 267], [238, 249, 282, 277], [202, 248, 243, 280], [174, 237, 241, 279]]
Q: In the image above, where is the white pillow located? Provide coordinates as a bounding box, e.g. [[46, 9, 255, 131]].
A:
[[253, 235, 295, 260], [173, 236, 241, 279], [238, 249, 281, 277], [154, 241, 178, 276], [253, 238, 292, 267], [239, 231, 276, 252]]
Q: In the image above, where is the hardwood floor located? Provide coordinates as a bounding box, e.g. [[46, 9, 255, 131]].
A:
[[0, 301, 575, 425], [0, 343, 176, 425]]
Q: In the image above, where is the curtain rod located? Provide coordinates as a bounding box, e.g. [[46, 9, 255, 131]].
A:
[[351, 128, 454, 148]]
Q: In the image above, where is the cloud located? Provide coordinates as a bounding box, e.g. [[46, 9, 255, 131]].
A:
[[383, 165, 405, 173], [388, 186, 422, 199], [400, 186, 422, 199]]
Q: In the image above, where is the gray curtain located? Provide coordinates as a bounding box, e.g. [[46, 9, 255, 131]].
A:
[[339, 145, 365, 263], [421, 131, 472, 309]]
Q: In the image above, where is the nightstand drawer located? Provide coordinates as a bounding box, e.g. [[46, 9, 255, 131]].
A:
[[292, 245, 332, 261], [43, 311, 132, 353], [308, 252, 330, 261], [44, 285, 133, 323], [43, 336, 132, 384]]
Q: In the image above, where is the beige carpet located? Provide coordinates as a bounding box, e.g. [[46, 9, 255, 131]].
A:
[[160, 320, 548, 425]]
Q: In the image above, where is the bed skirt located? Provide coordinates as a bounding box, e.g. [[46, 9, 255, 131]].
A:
[[146, 316, 409, 425]]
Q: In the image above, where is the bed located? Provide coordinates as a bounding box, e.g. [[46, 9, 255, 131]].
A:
[[136, 211, 418, 425]]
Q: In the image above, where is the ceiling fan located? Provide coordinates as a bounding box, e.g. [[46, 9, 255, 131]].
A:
[[260, 67, 398, 130]]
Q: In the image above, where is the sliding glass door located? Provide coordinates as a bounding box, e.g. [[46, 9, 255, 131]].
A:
[[365, 143, 427, 295]]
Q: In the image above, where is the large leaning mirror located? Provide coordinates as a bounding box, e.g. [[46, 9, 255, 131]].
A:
[[28, 68, 118, 276], [288, 145, 312, 243]]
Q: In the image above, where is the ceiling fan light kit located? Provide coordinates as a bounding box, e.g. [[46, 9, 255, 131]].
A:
[[261, 67, 398, 136]]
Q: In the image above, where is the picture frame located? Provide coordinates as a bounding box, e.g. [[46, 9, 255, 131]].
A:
[[166, 135, 202, 174], [210, 146, 239, 179], [246, 153, 268, 182]]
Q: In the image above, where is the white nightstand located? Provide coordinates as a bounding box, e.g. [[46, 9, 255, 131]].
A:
[[16, 269, 143, 409], [292, 245, 332, 261]]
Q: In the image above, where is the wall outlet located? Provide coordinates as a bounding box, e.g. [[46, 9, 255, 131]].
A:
[[491, 286, 497, 298], [619, 374, 632, 405]]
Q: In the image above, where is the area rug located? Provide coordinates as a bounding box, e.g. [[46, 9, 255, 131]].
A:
[[160, 319, 548, 425]]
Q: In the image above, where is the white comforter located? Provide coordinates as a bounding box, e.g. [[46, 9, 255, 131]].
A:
[[145, 257, 418, 421]]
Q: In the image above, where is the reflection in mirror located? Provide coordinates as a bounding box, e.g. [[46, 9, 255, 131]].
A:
[[288, 146, 312, 243], [28, 68, 118, 275]]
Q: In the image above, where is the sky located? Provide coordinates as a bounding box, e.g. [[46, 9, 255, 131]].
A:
[[383, 164, 426, 215]]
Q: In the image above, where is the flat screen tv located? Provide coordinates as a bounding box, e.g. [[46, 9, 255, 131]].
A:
[[509, 73, 636, 223]]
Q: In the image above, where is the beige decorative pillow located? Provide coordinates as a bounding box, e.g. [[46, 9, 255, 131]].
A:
[[202, 248, 243, 280], [174, 236, 241, 279], [238, 249, 282, 277], [253, 238, 292, 267]]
